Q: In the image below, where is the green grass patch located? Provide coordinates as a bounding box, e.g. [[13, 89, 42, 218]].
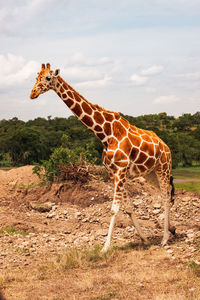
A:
[[37, 245, 118, 279], [0, 227, 29, 236], [189, 261, 200, 277], [174, 181, 200, 194], [55, 245, 115, 271], [172, 166, 200, 179], [91, 291, 118, 300]]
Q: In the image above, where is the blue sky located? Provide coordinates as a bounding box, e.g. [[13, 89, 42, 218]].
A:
[[0, 0, 200, 120]]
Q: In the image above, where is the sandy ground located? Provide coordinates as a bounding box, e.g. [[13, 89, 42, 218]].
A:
[[0, 166, 199, 300]]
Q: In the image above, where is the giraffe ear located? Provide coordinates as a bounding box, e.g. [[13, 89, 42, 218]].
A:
[[53, 69, 60, 77]]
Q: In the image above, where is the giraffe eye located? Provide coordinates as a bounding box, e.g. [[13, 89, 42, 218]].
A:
[[46, 76, 51, 81]]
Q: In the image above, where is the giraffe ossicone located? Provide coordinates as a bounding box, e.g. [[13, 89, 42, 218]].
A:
[[30, 63, 175, 252]]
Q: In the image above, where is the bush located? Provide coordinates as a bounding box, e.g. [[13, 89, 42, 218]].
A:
[[33, 145, 98, 183]]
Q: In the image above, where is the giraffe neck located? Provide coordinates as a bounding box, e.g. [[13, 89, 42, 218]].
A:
[[53, 76, 117, 144]]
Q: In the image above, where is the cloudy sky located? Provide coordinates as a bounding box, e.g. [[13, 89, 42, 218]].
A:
[[0, 0, 200, 121]]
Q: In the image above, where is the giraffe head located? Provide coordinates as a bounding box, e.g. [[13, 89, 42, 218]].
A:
[[30, 63, 60, 99]]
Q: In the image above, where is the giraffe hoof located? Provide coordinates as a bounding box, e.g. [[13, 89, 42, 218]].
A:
[[101, 243, 110, 253]]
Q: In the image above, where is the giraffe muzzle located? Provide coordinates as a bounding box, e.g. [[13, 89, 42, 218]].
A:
[[30, 90, 39, 99]]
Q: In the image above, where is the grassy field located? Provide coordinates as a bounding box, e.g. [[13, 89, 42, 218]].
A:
[[172, 166, 200, 194], [172, 166, 200, 179]]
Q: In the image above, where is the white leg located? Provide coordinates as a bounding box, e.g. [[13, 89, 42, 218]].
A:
[[161, 197, 170, 246], [101, 168, 125, 252], [123, 192, 147, 243], [101, 204, 119, 252]]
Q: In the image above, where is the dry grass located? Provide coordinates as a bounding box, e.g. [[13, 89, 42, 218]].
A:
[[1, 244, 200, 300]]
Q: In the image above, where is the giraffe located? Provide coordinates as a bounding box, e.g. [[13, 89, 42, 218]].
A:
[[30, 63, 175, 252]]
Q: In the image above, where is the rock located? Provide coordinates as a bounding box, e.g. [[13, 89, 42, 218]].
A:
[[182, 196, 191, 202], [46, 212, 56, 218], [153, 203, 161, 209], [166, 249, 173, 254], [126, 226, 135, 232], [134, 199, 143, 207], [30, 201, 53, 213], [152, 209, 160, 215], [75, 212, 82, 218], [96, 229, 108, 236]]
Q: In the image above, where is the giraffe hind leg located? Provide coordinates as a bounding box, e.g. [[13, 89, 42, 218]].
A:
[[123, 191, 147, 243]]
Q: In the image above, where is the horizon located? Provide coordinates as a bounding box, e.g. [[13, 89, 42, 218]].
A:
[[1, 110, 200, 123]]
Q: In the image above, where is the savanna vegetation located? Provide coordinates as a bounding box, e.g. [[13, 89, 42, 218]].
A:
[[0, 112, 200, 173]]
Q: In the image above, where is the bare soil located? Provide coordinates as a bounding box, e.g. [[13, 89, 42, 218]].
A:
[[0, 166, 199, 300]]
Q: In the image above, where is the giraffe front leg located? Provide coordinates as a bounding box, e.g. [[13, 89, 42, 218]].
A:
[[101, 201, 120, 253], [101, 168, 125, 253], [123, 191, 147, 243]]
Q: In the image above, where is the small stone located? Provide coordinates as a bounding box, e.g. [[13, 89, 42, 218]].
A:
[[75, 212, 81, 218], [47, 212, 56, 218], [182, 196, 191, 202], [126, 226, 135, 232], [152, 209, 160, 215], [82, 218, 89, 223], [153, 203, 161, 209], [166, 249, 173, 254]]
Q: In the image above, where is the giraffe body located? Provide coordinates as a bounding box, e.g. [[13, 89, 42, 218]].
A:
[[30, 64, 174, 251]]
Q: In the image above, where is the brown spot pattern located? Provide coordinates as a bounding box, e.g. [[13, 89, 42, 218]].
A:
[[94, 111, 104, 124], [94, 125, 102, 132], [67, 91, 73, 98], [103, 112, 114, 122], [97, 133, 105, 140], [72, 103, 82, 117], [65, 98, 74, 107], [119, 138, 132, 156], [161, 152, 166, 163], [140, 141, 154, 156], [74, 93, 81, 102], [82, 102, 92, 115], [130, 147, 139, 161], [62, 94, 67, 99], [108, 137, 118, 150], [145, 157, 155, 169], [137, 165, 146, 173], [104, 122, 111, 135], [113, 121, 127, 141], [115, 161, 128, 167], [81, 115, 93, 127], [115, 150, 127, 161], [120, 118, 129, 129], [135, 152, 148, 164], [128, 133, 142, 147], [142, 134, 152, 142]]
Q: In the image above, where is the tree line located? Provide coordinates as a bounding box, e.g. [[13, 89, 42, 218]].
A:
[[0, 112, 200, 169]]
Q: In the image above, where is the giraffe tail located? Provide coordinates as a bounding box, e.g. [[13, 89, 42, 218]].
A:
[[170, 175, 175, 205]]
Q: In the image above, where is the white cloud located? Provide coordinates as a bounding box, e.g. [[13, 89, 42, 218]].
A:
[[153, 95, 180, 104], [145, 87, 156, 93], [0, 53, 39, 87], [62, 66, 103, 82], [130, 74, 148, 86], [175, 72, 200, 80], [140, 65, 164, 76], [0, 0, 68, 34], [76, 75, 112, 89], [61, 52, 116, 86]]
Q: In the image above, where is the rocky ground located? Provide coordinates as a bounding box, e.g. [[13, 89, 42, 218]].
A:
[[0, 166, 199, 300]]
